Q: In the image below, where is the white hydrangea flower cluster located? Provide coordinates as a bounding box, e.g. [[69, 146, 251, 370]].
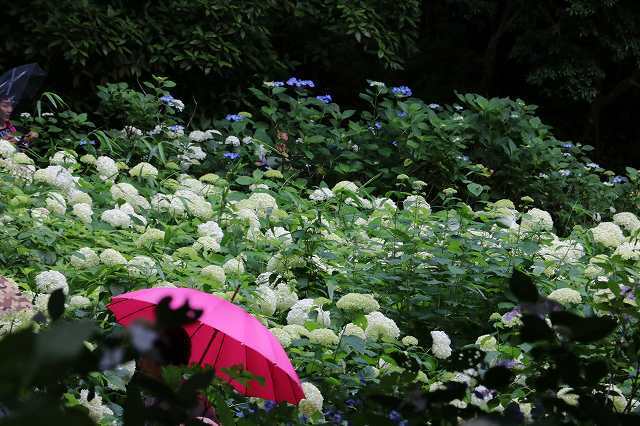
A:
[[127, 256, 158, 278], [78, 389, 114, 422], [590, 222, 625, 248], [520, 208, 553, 232], [364, 311, 400, 341], [129, 162, 158, 178], [309, 187, 334, 201], [547, 287, 582, 305], [95, 156, 119, 181], [336, 293, 380, 313], [431, 330, 452, 359], [70, 247, 100, 268], [100, 249, 128, 266], [298, 382, 324, 416], [613, 212, 640, 233], [35, 270, 69, 294], [50, 150, 77, 167], [201, 265, 226, 284]]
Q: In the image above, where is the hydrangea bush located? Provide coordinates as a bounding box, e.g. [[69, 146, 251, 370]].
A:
[[1, 81, 639, 424]]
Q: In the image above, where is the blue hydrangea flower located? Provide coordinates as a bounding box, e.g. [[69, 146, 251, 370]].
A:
[[225, 114, 245, 122], [585, 162, 600, 169], [286, 77, 315, 88], [79, 139, 96, 146], [612, 175, 628, 184], [374, 121, 382, 129], [316, 95, 332, 104], [263, 400, 276, 412], [397, 111, 407, 118], [391, 86, 412, 97], [224, 152, 240, 159], [388, 410, 402, 422], [273, 81, 285, 87], [561, 142, 575, 149], [168, 124, 184, 133], [559, 169, 571, 177], [428, 103, 441, 109], [160, 95, 175, 105]]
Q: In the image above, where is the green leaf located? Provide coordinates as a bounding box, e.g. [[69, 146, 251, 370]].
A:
[[466, 182, 484, 196], [235, 176, 254, 186]]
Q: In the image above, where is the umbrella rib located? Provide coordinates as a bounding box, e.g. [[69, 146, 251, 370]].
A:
[[197, 329, 220, 365], [211, 334, 226, 367], [116, 304, 155, 322], [189, 322, 205, 339]]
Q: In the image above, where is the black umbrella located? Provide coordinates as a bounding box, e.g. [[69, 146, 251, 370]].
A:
[[0, 63, 47, 105]]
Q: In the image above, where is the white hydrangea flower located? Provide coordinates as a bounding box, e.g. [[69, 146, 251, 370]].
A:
[[275, 283, 298, 311], [475, 334, 497, 352], [95, 156, 119, 181], [539, 238, 584, 264], [520, 208, 554, 232], [342, 323, 366, 340], [50, 150, 77, 166], [613, 212, 640, 233], [31, 207, 50, 222], [308, 328, 339, 346], [547, 288, 582, 305], [127, 256, 158, 278], [336, 293, 380, 313], [591, 222, 625, 248], [45, 192, 67, 215], [557, 387, 579, 406], [430, 330, 452, 359], [223, 257, 245, 275], [78, 389, 114, 422], [33, 165, 77, 191], [110, 183, 150, 211], [197, 221, 224, 242], [365, 311, 400, 341], [403, 195, 431, 212], [236, 208, 261, 228], [0, 139, 16, 157], [193, 236, 221, 253], [35, 270, 69, 294], [129, 162, 158, 178], [67, 189, 93, 206], [286, 299, 315, 325], [101, 208, 131, 228], [70, 247, 100, 268], [100, 249, 128, 266], [614, 241, 640, 260], [69, 295, 91, 309], [201, 265, 226, 284], [80, 154, 97, 165], [251, 285, 277, 316], [269, 327, 292, 347], [282, 324, 309, 339], [332, 180, 358, 193], [224, 135, 241, 146], [136, 228, 165, 247], [402, 335, 419, 346], [309, 187, 334, 201], [72, 203, 93, 224], [189, 130, 211, 142], [122, 125, 143, 137], [264, 227, 293, 245], [298, 382, 323, 416]]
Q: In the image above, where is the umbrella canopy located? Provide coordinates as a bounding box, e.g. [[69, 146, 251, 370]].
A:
[[0, 64, 47, 105], [107, 287, 305, 404]]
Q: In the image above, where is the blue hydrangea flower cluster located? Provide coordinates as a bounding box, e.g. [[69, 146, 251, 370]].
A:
[[159, 94, 184, 111], [612, 175, 628, 184], [168, 124, 184, 133], [225, 114, 245, 122], [396, 110, 407, 118], [224, 152, 240, 159], [561, 142, 575, 149], [391, 86, 412, 97], [286, 77, 315, 88], [316, 95, 332, 104]]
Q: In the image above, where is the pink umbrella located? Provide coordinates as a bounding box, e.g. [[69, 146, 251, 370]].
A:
[[107, 287, 304, 404]]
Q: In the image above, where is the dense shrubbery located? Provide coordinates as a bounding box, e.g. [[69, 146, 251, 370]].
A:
[[1, 80, 640, 424]]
